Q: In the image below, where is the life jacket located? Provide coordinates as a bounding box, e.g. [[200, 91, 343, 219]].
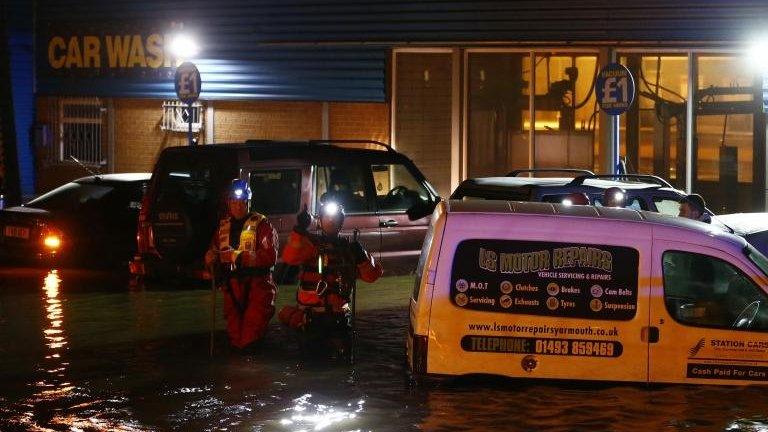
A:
[[297, 236, 356, 310], [217, 213, 267, 273]]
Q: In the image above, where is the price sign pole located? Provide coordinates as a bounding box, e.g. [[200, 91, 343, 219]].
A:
[[595, 63, 635, 174], [174, 62, 202, 146]]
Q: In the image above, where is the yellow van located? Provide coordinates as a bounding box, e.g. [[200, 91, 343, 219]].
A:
[[408, 200, 768, 385]]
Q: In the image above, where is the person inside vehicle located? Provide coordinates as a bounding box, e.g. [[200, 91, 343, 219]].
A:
[[678, 193, 711, 223], [205, 179, 279, 351], [562, 192, 591, 206], [278, 200, 382, 358], [321, 168, 365, 212], [601, 187, 627, 208]]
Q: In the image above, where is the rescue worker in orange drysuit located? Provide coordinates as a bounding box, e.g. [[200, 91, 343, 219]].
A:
[[205, 179, 278, 350], [279, 201, 382, 356]]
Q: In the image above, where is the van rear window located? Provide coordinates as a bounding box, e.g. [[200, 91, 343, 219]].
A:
[[451, 239, 639, 321]]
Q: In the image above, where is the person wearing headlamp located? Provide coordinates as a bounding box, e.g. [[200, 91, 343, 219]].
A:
[[205, 178, 279, 351], [279, 199, 382, 357]]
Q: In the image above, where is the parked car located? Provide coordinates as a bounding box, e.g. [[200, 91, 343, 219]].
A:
[[131, 140, 440, 281], [451, 169, 694, 215], [0, 173, 151, 267], [409, 199, 768, 385], [717, 213, 768, 258]]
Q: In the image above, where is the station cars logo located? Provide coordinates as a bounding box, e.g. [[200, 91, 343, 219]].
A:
[[689, 338, 706, 358]]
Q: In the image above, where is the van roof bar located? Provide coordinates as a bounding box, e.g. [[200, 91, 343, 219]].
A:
[[507, 168, 595, 177], [568, 174, 674, 188]]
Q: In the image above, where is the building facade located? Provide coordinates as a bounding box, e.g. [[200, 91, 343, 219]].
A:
[[18, 0, 768, 212]]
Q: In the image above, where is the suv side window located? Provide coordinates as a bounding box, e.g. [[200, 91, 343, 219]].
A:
[[315, 165, 373, 213], [595, 197, 645, 211], [250, 169, 301, 215], [654, 198, 681, 216], [371, 163, 430, 212], [662, 250, 768, 331]]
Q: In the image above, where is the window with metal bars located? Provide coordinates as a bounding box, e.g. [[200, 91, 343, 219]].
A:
[[59, 98, 105, 166]]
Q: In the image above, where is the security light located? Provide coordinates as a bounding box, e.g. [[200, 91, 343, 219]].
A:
[[746, 37, 768, 73], [169, 34, 199, 60]]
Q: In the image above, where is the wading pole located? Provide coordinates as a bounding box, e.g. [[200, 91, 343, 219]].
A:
[[350, 229, 360, 365], [210, 267, 216, 357]]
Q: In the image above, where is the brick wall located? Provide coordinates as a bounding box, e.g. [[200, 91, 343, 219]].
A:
[[114, 98, 187, 173], [329, 102, 390, 144], [394, 53, 453, 197], [214, 101, 322, 142]]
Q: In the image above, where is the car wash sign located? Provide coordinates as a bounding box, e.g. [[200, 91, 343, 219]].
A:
[[40, 22, 187, 79], [596, 63, 636, 115]]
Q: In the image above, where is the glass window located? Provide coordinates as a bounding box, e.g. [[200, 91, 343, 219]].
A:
[[654, 198, 681, 216], [372, 164, 430, 212], [533, 54, 598, 171], [695, 55, 759, 213], [594, 197, 645, 211], [467, 52, 532, 177], [663, 251, 768, 331], [27, 182, 115, 211], [249, 169, 301, 215], [315, 165, 372, 214], [619, 55, 688, 187]]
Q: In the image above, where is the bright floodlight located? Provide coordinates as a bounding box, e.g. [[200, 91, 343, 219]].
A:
[[233, 188, 244, 199], [169, 34, 199, 60], [747, 37, 768, 73], [323, 202, 340, 216], [562, 198, 574, 206]]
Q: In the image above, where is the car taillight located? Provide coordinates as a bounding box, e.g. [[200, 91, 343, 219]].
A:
[[41, 227, 63, 251], [412, 333, 429, 375]]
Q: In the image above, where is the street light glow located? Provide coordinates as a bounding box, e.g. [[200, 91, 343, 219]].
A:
[[169, 34, 199, 60]]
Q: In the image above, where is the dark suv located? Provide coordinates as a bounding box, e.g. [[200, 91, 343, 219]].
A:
[[451, 169, 699, 216], [131, 140, 439, 281]]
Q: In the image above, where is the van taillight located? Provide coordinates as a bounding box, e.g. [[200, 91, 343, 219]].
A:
[[412, 333, 429, 375]]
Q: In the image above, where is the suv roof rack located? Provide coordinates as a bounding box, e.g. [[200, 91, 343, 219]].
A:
[[568, 174, 674, 188], [507, 168, 595, 177], [243, 139, 393, 152], [308, 139, 393, 152]]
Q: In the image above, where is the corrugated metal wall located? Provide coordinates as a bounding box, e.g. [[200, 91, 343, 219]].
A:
[[36, 0, 768, 101], [7, 0, 35, 198]]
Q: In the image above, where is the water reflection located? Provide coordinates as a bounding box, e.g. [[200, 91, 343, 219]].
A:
[[279, 393, 364, 431], [36, 269, 73, 398]]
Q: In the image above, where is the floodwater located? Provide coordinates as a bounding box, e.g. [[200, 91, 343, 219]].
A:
[[1, 268, 768, 431]]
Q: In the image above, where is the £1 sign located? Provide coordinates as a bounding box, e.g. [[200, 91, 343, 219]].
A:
[[174, 62, 201, 104], [596, 63, 635, 115]]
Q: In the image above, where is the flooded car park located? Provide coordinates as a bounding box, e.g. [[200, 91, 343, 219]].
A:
[[2, 268, 768, 431]]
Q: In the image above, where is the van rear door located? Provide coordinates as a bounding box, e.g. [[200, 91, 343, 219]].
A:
[[428, 213, 651, 382], [649, 241, 768, 385]]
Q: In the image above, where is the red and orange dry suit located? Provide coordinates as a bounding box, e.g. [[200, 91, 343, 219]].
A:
[[279, 229, 382, 328], [207, 213, 278, 349]]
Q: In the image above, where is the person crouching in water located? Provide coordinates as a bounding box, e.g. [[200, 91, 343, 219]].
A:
[[205, 179, 279, 351], [279, 201, 382, 359]]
